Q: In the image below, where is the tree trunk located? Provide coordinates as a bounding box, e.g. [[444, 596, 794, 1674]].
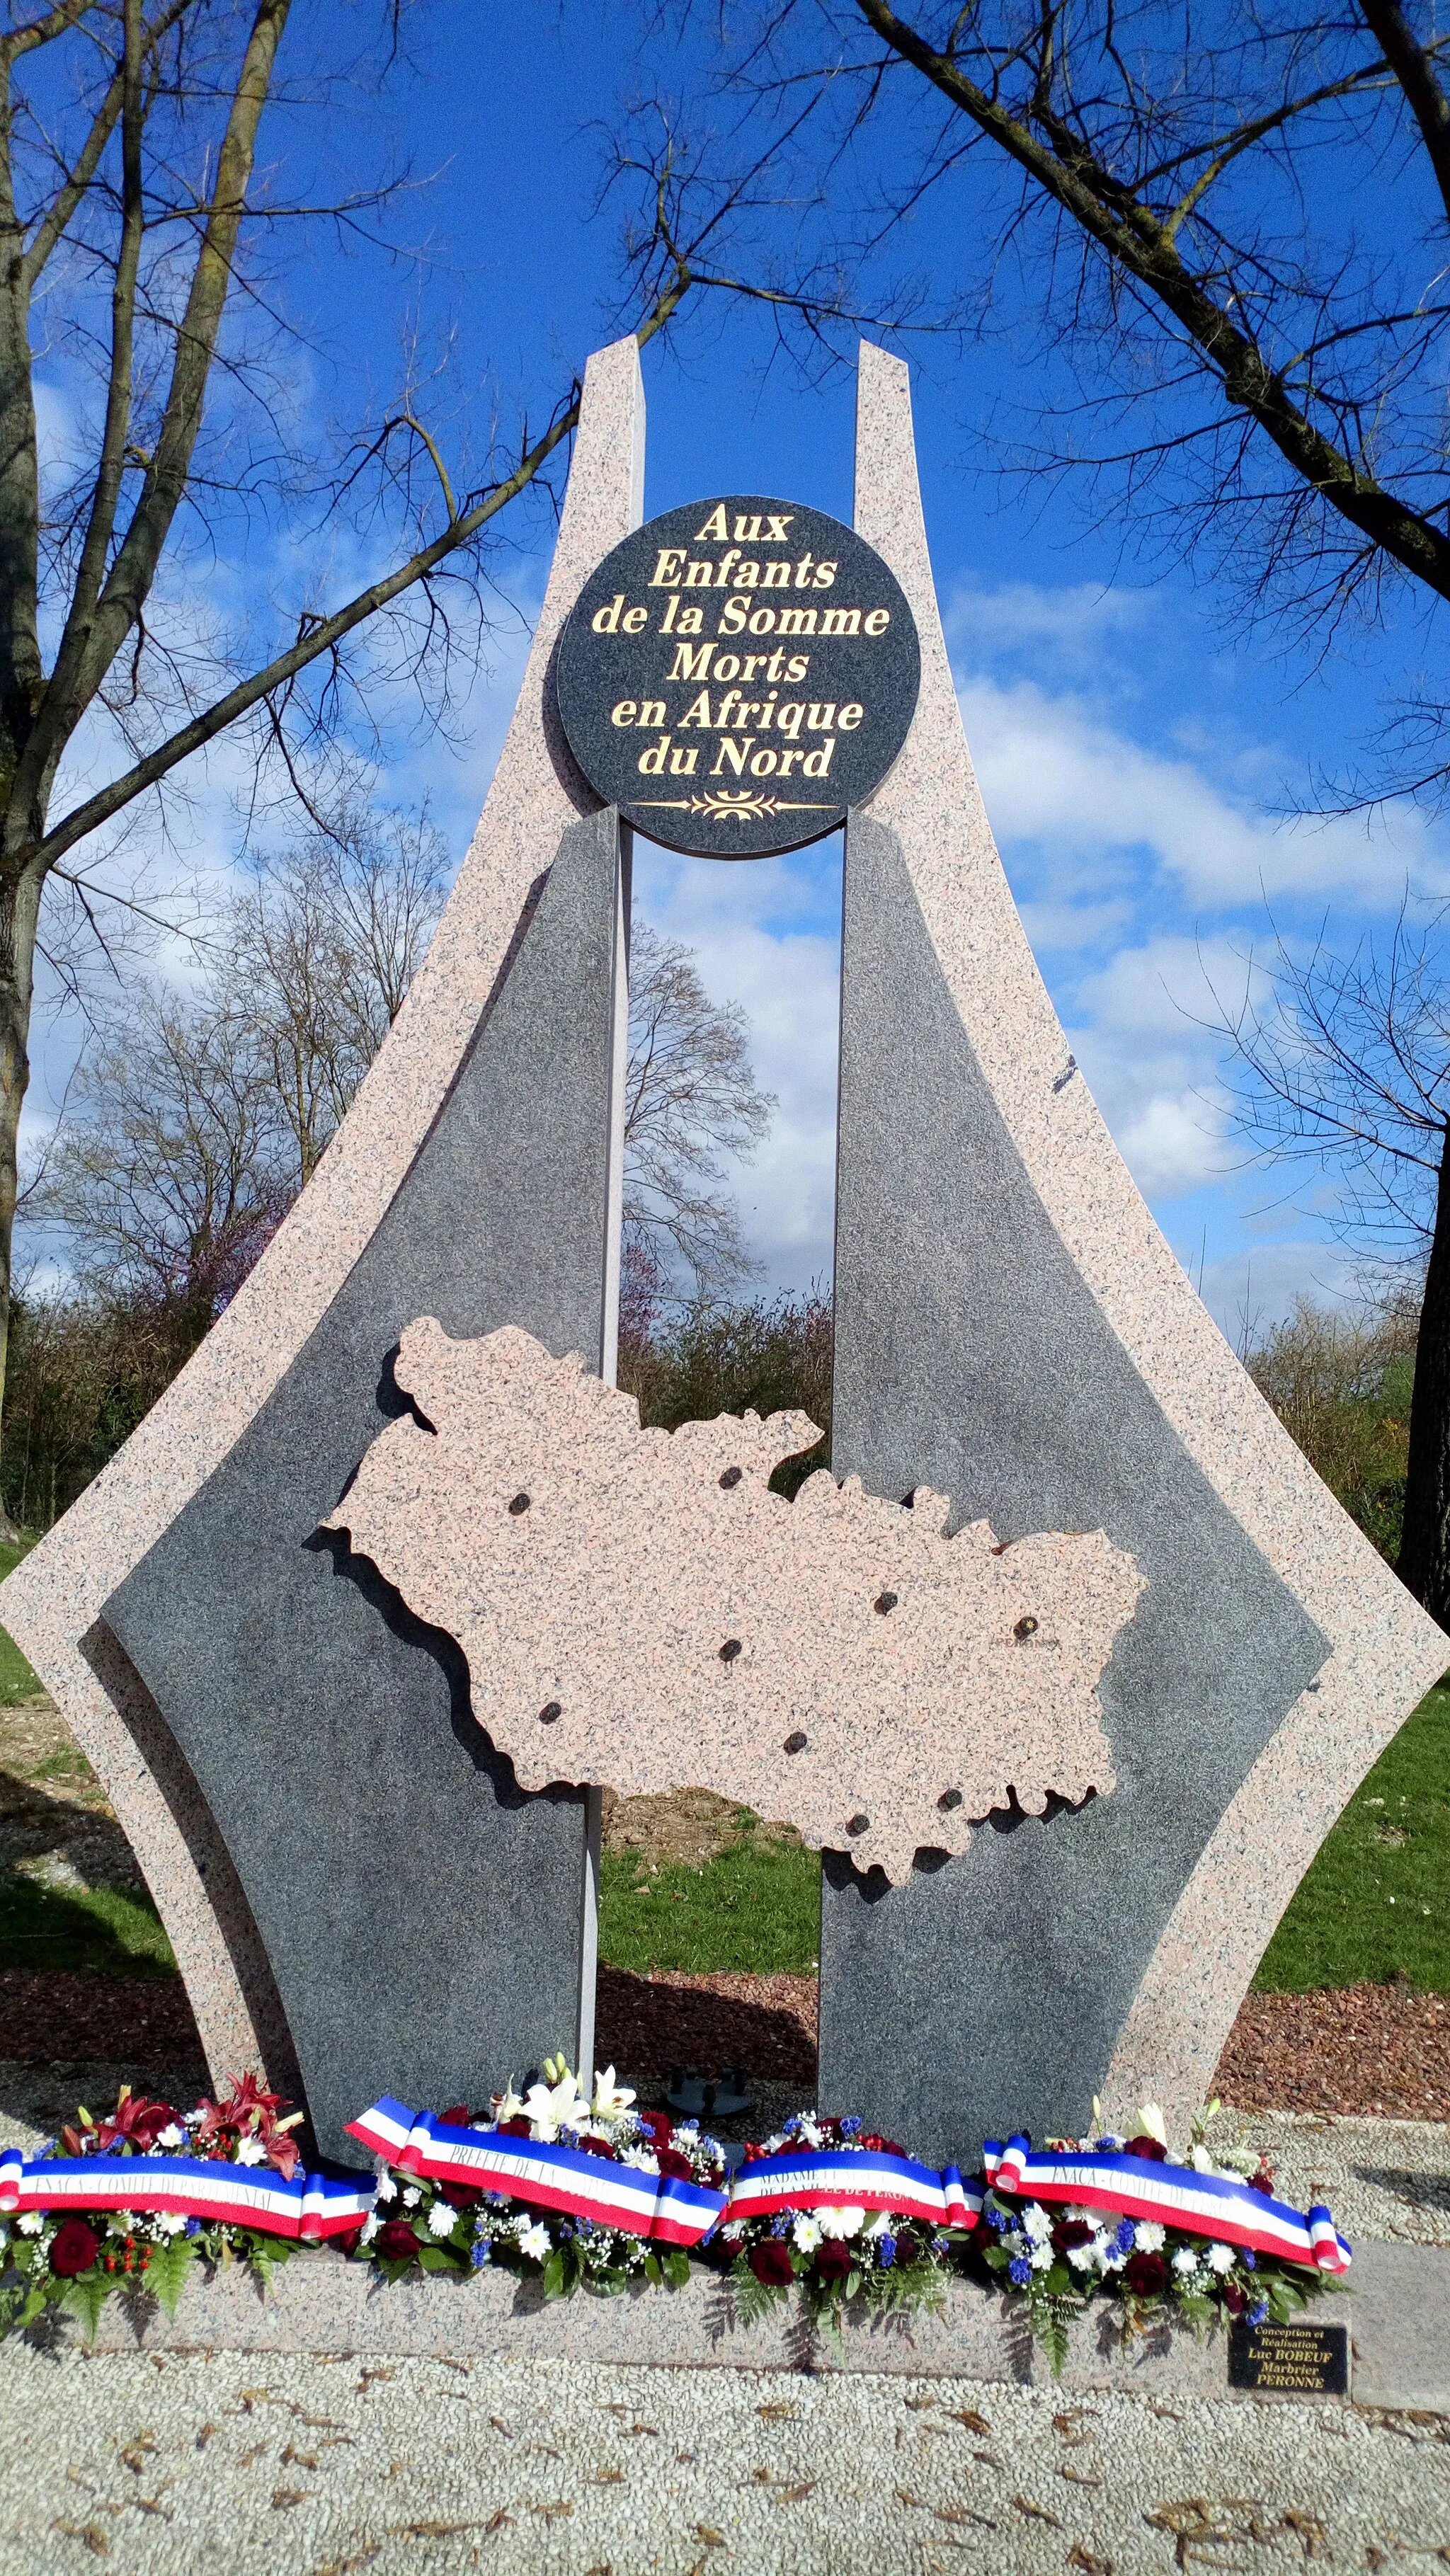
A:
[[1398, 1120, 1450, 1633], [0, 857, 42, 1542]]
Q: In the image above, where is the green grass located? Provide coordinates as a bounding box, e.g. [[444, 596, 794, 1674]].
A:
[[598, 1833, 821, 1976], [0, 1871, 176, 1979], [0, 1535, 41, 1703], [1254, 1681, 1450, 1991]]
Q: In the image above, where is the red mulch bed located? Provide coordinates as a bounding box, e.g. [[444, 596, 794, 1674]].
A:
[[0, 1967, 205, 2068], [1210, 1983, 1450, 2119], [6, 1967, 1450, 2124]]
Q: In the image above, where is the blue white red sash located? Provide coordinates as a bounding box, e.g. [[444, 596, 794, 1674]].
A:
[[0, 2148, 374, 2242], [984, 2136, 1350, 2274], [346, 2099, 727, 2249], [727, 2148, 981, 2232]]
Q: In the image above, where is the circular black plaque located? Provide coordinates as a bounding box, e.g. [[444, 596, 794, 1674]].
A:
[[556, 496, 920, 859]]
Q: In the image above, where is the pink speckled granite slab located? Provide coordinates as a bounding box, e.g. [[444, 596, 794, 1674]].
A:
[[0, 336, 646, 2090], [324, 1319, 1141, 1883], [843, 339, 1449, 2135]]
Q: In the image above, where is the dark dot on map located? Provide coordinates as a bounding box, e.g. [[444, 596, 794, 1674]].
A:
[[784, 1731, 808, 1755], [938, 1789, 964, 1812], [874, 1591, 898, 1615], [509, 1493, 531, 1516], [719, 1639, 743, 1664], [539, 1701, 561, 1724], [846, 1814, 869, 1837], [719, 1467, 743, 1489], [1014, 1615, 1039, 1639]]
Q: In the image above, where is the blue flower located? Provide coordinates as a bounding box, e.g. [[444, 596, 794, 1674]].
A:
[[1243, 2250, 1257, 2269], [559, 2225, 573, 2240], [986, 2204, 1010, 2232], [770, 2215, 791, 2238], [486, 2191, 509, 2209], [1249, 2298, 1268, 2326], [1008, 2256, 1033, 2286], [1114, 2219, 1136, 2252], [183, 2218, 202, 2239], [932, 2235, 949, 2254], [839, 2116, 862, 2137], [878, 2234, 896, 2267], [470, 2239, 491, 2269]]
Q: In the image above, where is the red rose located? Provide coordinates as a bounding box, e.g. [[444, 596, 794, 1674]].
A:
[[49, 2218, 101, 2277], [748, 2239, 795, 2286], [578, 2136, 617, 2160], [440, 2182, 484, 2210], [1053, 2219, 1094, 2252], [656, 2148, 696, 2182], [814, 2239, 854, 2281], [1250, 2166, 1275, 2199], [1123, 2250, 1170, 2296], [501, 2116, 532, 2139], [440, 2106, 472, 2127], [375, 2218, 421, 2261], [893, 2231, 922, 2267], [636, 2110, 673, 2150], [1222, 2277, 1248, 2315], [1124, 2136, 1168, 2163], [333, 2224, 365, 2257], [860, 2134, 908, 2158]]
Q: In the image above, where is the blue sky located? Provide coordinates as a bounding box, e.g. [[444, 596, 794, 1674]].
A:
[[21, 0, 1450, 1338]]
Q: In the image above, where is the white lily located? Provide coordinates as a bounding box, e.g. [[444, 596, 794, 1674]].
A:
[[1136, 2102, 1169, 2148], [591, 2066, 637, 2122], [492, 2083, 527, 2125], [522, 2071, 590, 2140]]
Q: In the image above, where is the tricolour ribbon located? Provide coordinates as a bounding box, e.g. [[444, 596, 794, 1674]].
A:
[[726, 2148, 981, 2232], [983, 2135, 1350, 2274], [346, 2099, 727, 2249], [0, 2147, 374, 2242]]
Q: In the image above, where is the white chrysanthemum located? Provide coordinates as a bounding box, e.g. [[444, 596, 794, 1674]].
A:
[[402, 2186, 421, 2209], [620, 2147, 659, 2173], [234, 2137, 268, 2167], [375, 2170, 397, 2202], [1206, 2242, 1235, 2274], [792, 2215, 822, 2252], [518, 2221, 552, 2262], [156, 2209, 188, 2236], [427, 2200, 458, 2238], [796, 2119, 824, 2150], [156, 2124, 185, 2151], [16, 2214, 42, 2236], [1029, 2242, 1054, 2272], [817, 2205, 865, 2239], [1172, 2246, 1199, 2275], [1022, 2204, 1052, 2245], [1092, 2233, 1124, 2272], [1066, 2244, 1097, 2271], [360, 2213, 379, 2245], [1135, 2221, 1165, 2252]]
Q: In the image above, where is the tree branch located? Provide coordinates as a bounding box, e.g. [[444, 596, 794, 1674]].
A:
[[1357, 0, 1450, 231]]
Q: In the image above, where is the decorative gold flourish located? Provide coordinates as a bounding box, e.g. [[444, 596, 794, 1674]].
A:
[[633, 791, 837, 824]]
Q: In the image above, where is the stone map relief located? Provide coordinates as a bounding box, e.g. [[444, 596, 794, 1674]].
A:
[[325, 1320, 1144, 1883]]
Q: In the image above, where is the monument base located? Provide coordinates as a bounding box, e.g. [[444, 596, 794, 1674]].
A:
[[69, 2240, 1447, 2411]]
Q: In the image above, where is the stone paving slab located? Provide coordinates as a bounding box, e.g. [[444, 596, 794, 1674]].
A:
[[2, 2344, 1449, 2575]]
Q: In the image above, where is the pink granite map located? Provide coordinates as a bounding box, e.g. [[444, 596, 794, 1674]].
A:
[[325, 1320, 1145, 1882]]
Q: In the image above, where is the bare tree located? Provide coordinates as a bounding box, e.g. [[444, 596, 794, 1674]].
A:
[[623, 917, 776, 1293], [1212, 908, 1450, 1615], [665, 0, 1450, 689], [0, 0, 701, 1477]]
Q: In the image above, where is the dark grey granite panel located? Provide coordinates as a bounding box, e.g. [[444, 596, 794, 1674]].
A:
[[819, 813, 1328, 2160], [103, 812, 624, 2160]]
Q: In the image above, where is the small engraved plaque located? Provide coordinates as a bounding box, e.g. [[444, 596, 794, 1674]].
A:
[[1228, 2318, 1349, 2395]]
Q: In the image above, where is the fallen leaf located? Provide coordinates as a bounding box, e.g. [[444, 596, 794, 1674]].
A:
[[772, 2483, 816, 2505], [695, 2527, 727, 2548], [905, 2395, 937, 2410], [593, 2467, 624, 2485], [356, 2369, 394, 2392], [238, 2446, 268, 2468], [625, 2422, 658, 2438], [896, 2488, 924, 2508], [195, 2426, 216, 2451], [1281, 2512, 1330, 2560], [1061, 2468, 1104, 2489], [935, 2505, 997, 2529], [529, 2501, 573, 2521], [1013, 2496, 1062, 2529], [271, 2490, 311, 2511], [312, 2553, 379, 2576], [1066, 2548, 1113, 2575], [117, 2435, 156, 2477], [947, 2410, 991, 2435], [238, 2388, 272, 2412], [758, 2400, 797, 2421], [489, 2416, 514, 2439], [281, 2447, 319, 2471], [52, 2525, 108, 2558], [1052, 2410, 1097, 2448]]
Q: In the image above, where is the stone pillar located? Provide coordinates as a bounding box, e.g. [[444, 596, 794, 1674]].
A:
[[820, 343, 1446, 2155]]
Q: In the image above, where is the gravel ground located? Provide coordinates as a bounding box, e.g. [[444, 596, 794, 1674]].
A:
[[1, 2345, 1448, 2575]]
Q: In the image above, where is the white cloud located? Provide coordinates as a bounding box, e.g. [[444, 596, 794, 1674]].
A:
[[961, 674, 1450, 908]]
